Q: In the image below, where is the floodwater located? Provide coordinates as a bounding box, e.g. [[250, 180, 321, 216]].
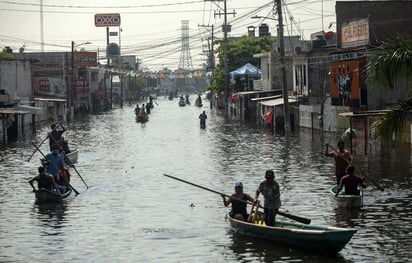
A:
[[0, 97, 411, 262]]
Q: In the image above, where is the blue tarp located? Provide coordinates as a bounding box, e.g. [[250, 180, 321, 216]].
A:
[[230, 63, 261, 79]]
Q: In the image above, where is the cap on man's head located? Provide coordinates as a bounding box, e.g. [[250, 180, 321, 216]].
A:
[[234, 181, 243, 188], [265, 170, 275, 178]]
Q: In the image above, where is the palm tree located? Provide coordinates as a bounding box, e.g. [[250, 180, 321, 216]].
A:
[[367, 35, 412, 143]]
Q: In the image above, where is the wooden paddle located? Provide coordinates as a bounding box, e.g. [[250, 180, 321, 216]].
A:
[[27, 123, 60, 161], [163, 174, 311, 225], [361, 169, 384, 191], [31, 142, 80, 195], [48, 133, 89, 189]]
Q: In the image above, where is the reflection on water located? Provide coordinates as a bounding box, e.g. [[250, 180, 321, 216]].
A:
[[33, 202, 68, 228], [226, 230, 347, 263], [0, 98, 411, 262]]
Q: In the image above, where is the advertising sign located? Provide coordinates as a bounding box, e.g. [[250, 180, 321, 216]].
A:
[[340, 18, 369, 48], [95, 13, 121, 27], [73, 52, 97, 68], [330, 60, 362, 107]]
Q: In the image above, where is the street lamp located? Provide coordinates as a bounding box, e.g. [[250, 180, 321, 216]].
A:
[[70, 41, 91, 120]]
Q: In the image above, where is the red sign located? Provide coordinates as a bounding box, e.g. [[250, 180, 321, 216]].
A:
[[340, 18, 369, 48], [95, 13, 121, 27], [73, 52, 97, 68], [75, 80, 89, 93], [39, 79, 50, 91]]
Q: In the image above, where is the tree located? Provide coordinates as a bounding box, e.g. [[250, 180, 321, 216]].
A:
[[210, 35, 275, 93], [367, 35, 412, 143]]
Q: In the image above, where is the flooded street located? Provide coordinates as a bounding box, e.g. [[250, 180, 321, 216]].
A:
[[1, 97, 411, 262]]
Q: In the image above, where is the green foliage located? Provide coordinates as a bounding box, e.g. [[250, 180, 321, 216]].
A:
[[367, 35, 412, 143], [368, 35, 412, 89], [0, 51, 13, 61], [210, 35, 275, 93]]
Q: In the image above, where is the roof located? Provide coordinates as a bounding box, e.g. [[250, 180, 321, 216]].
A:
[[0, 108, 30, 115], [260, 97, 297, 106], [230, 63, 261, 78]]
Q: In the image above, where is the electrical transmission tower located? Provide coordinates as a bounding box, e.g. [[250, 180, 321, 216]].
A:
[[178, 20, 193, 70]]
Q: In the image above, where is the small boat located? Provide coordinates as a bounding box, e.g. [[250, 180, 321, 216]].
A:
[[178, 100, 186, 107], [136, 114, 149, 123], [194, 99, 203, 107], [227, 213, 357, 253], [35, 188, 72, 203], [65, 148, 79, 164], [330, 185, 362, 208]]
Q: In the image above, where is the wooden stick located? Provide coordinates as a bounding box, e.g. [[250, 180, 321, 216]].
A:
[[163, 174, 311, 225], [361, 170, 384, 191], [27, 123, 60, 161]]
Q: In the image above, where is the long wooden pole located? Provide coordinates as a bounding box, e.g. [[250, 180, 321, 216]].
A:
[[163, 174, 311, 225], [27, 123, 60, 161]]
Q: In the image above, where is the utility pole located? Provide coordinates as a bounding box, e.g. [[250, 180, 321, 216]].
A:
[[209, 0, 236, 116], [199, 24, 215, 108], [276, 0, 291, 134]]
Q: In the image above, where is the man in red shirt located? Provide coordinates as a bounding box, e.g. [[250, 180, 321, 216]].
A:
[[325, 140, 352, 185]]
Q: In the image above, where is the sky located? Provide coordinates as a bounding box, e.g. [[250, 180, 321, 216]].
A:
[[0, 0, 337, 71]]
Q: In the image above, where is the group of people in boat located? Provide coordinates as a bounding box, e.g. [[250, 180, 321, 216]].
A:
[[222, 169, 281, 226], [29, 123, 73, 195], [325, 140, 366, 196], [135, 95, 156, 116], [223, 140, 367, 226]]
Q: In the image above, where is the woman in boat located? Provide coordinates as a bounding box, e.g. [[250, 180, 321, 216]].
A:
[[255, 170, 281, 226], [335, 165, 366, 196], [222, 182, 255, 221], [29, 166, 58, 192]]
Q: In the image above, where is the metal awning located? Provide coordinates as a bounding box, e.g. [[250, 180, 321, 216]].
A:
[[0, 108, 30, 114], [260, 98, 297, 106], [13, 104, 44, 114], [251, 95, 282, 102], [34, 97, 66, 102]]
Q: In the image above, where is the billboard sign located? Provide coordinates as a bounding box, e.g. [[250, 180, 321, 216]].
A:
[[95, 13, 121, 27], [330, 60, 363, 107], [73, 52, 97, 67], [340, 18, 369, 48]]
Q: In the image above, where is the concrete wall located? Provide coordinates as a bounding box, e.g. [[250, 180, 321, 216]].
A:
[[0, 60, 32, 102]]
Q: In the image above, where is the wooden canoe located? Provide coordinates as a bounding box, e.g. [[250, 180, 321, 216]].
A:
[[136, 114, 149, 122], [227, 214, 356, 253], [35, 188, 72, 203], [330, 185, 362, 208], [65, 148, 78, 164]]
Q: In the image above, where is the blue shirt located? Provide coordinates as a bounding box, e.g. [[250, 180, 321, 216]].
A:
[[45, 152, 65, 178]]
